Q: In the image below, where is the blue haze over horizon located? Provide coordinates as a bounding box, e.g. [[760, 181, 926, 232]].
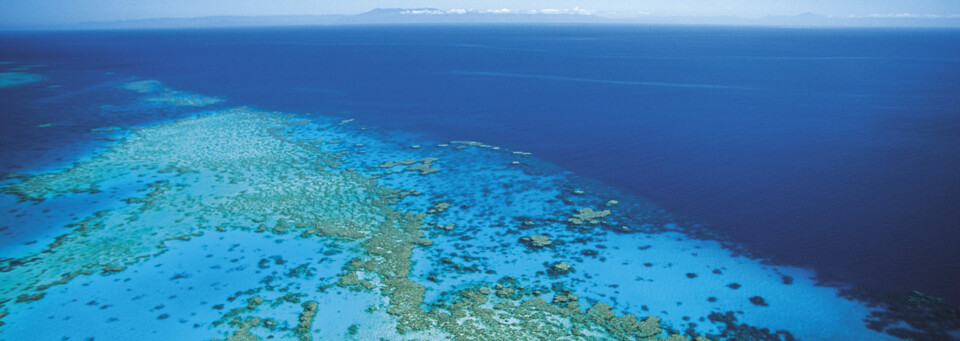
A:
[[1, 0, 959, 28]]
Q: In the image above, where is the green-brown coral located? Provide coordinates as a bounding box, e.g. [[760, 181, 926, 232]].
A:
[[0, 101, 701, 340], [568, 207, 611, 226]]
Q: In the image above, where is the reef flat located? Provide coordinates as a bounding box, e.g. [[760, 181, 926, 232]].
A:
[[0, 79, 909, 340], [0, 80, 710, 340]]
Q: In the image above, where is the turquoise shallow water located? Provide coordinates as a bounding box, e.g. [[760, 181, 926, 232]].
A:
[[1, 26, 959, 340]]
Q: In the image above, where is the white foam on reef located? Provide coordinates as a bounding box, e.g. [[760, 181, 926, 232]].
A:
[[0, 78, 905, 340]]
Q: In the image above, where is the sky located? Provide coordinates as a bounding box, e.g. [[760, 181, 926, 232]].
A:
[[1, 0, 959, 26]]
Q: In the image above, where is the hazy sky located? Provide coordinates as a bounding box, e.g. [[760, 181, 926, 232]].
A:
[[2, 0, 959, 26]]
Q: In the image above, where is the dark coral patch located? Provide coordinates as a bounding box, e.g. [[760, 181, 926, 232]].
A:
[[749, 296, 768, 307]]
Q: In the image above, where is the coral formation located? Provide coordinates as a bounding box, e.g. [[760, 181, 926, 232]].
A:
[[549, 261, 573, 275], [221, 317, 263, 341], [0, 72, 45, 88], [0, 108, 390, 329], [377, 158, 440, 175], [412, 287, 704, 340], [708, 311, 797, 341], [121, 80, 222, 107], [749, 296, 769, 306], [296, 301, 318, 340], [865, 291, 960, 340], [426, 202, 450, 214], [568, 207, 611, 226], [0, 82, 712, 340], [520, 234, 553, 249]]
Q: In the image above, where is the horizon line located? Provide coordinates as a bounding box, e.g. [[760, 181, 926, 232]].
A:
[[3, 9, 960, 31]]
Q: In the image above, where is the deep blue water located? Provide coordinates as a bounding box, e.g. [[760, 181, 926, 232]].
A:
[[2, 25, 959, 304]]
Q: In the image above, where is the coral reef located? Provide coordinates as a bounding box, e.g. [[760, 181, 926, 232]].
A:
[[549, 261, 574, 275], [707, 311, 797, 341], [295, 301, 318, 340], [520, 234, 553, 249], [413, 287, 706, 340], [865, 291, 960, 340], [426, 202, 450, 214], [568, 207, 611, 226], [377, 158, 440, 175], [121, 80, 222, 107], [0, 108, 390, 329], [0, 72, 45, 88], [221, 317, 263, 341], [0, 82, 712, 340]]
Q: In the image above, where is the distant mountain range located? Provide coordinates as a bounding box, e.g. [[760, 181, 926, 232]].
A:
[[7, 8, 960, 31]]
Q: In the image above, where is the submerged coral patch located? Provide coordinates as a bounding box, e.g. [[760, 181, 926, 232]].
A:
[[0, 72, 45, 88], [121, 80, 223, 107]]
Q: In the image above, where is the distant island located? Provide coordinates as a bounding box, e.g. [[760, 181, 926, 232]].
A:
[[4, 8, 960, 30]]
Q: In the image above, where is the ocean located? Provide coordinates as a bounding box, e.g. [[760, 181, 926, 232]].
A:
[[1, 25, 958, 340]]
